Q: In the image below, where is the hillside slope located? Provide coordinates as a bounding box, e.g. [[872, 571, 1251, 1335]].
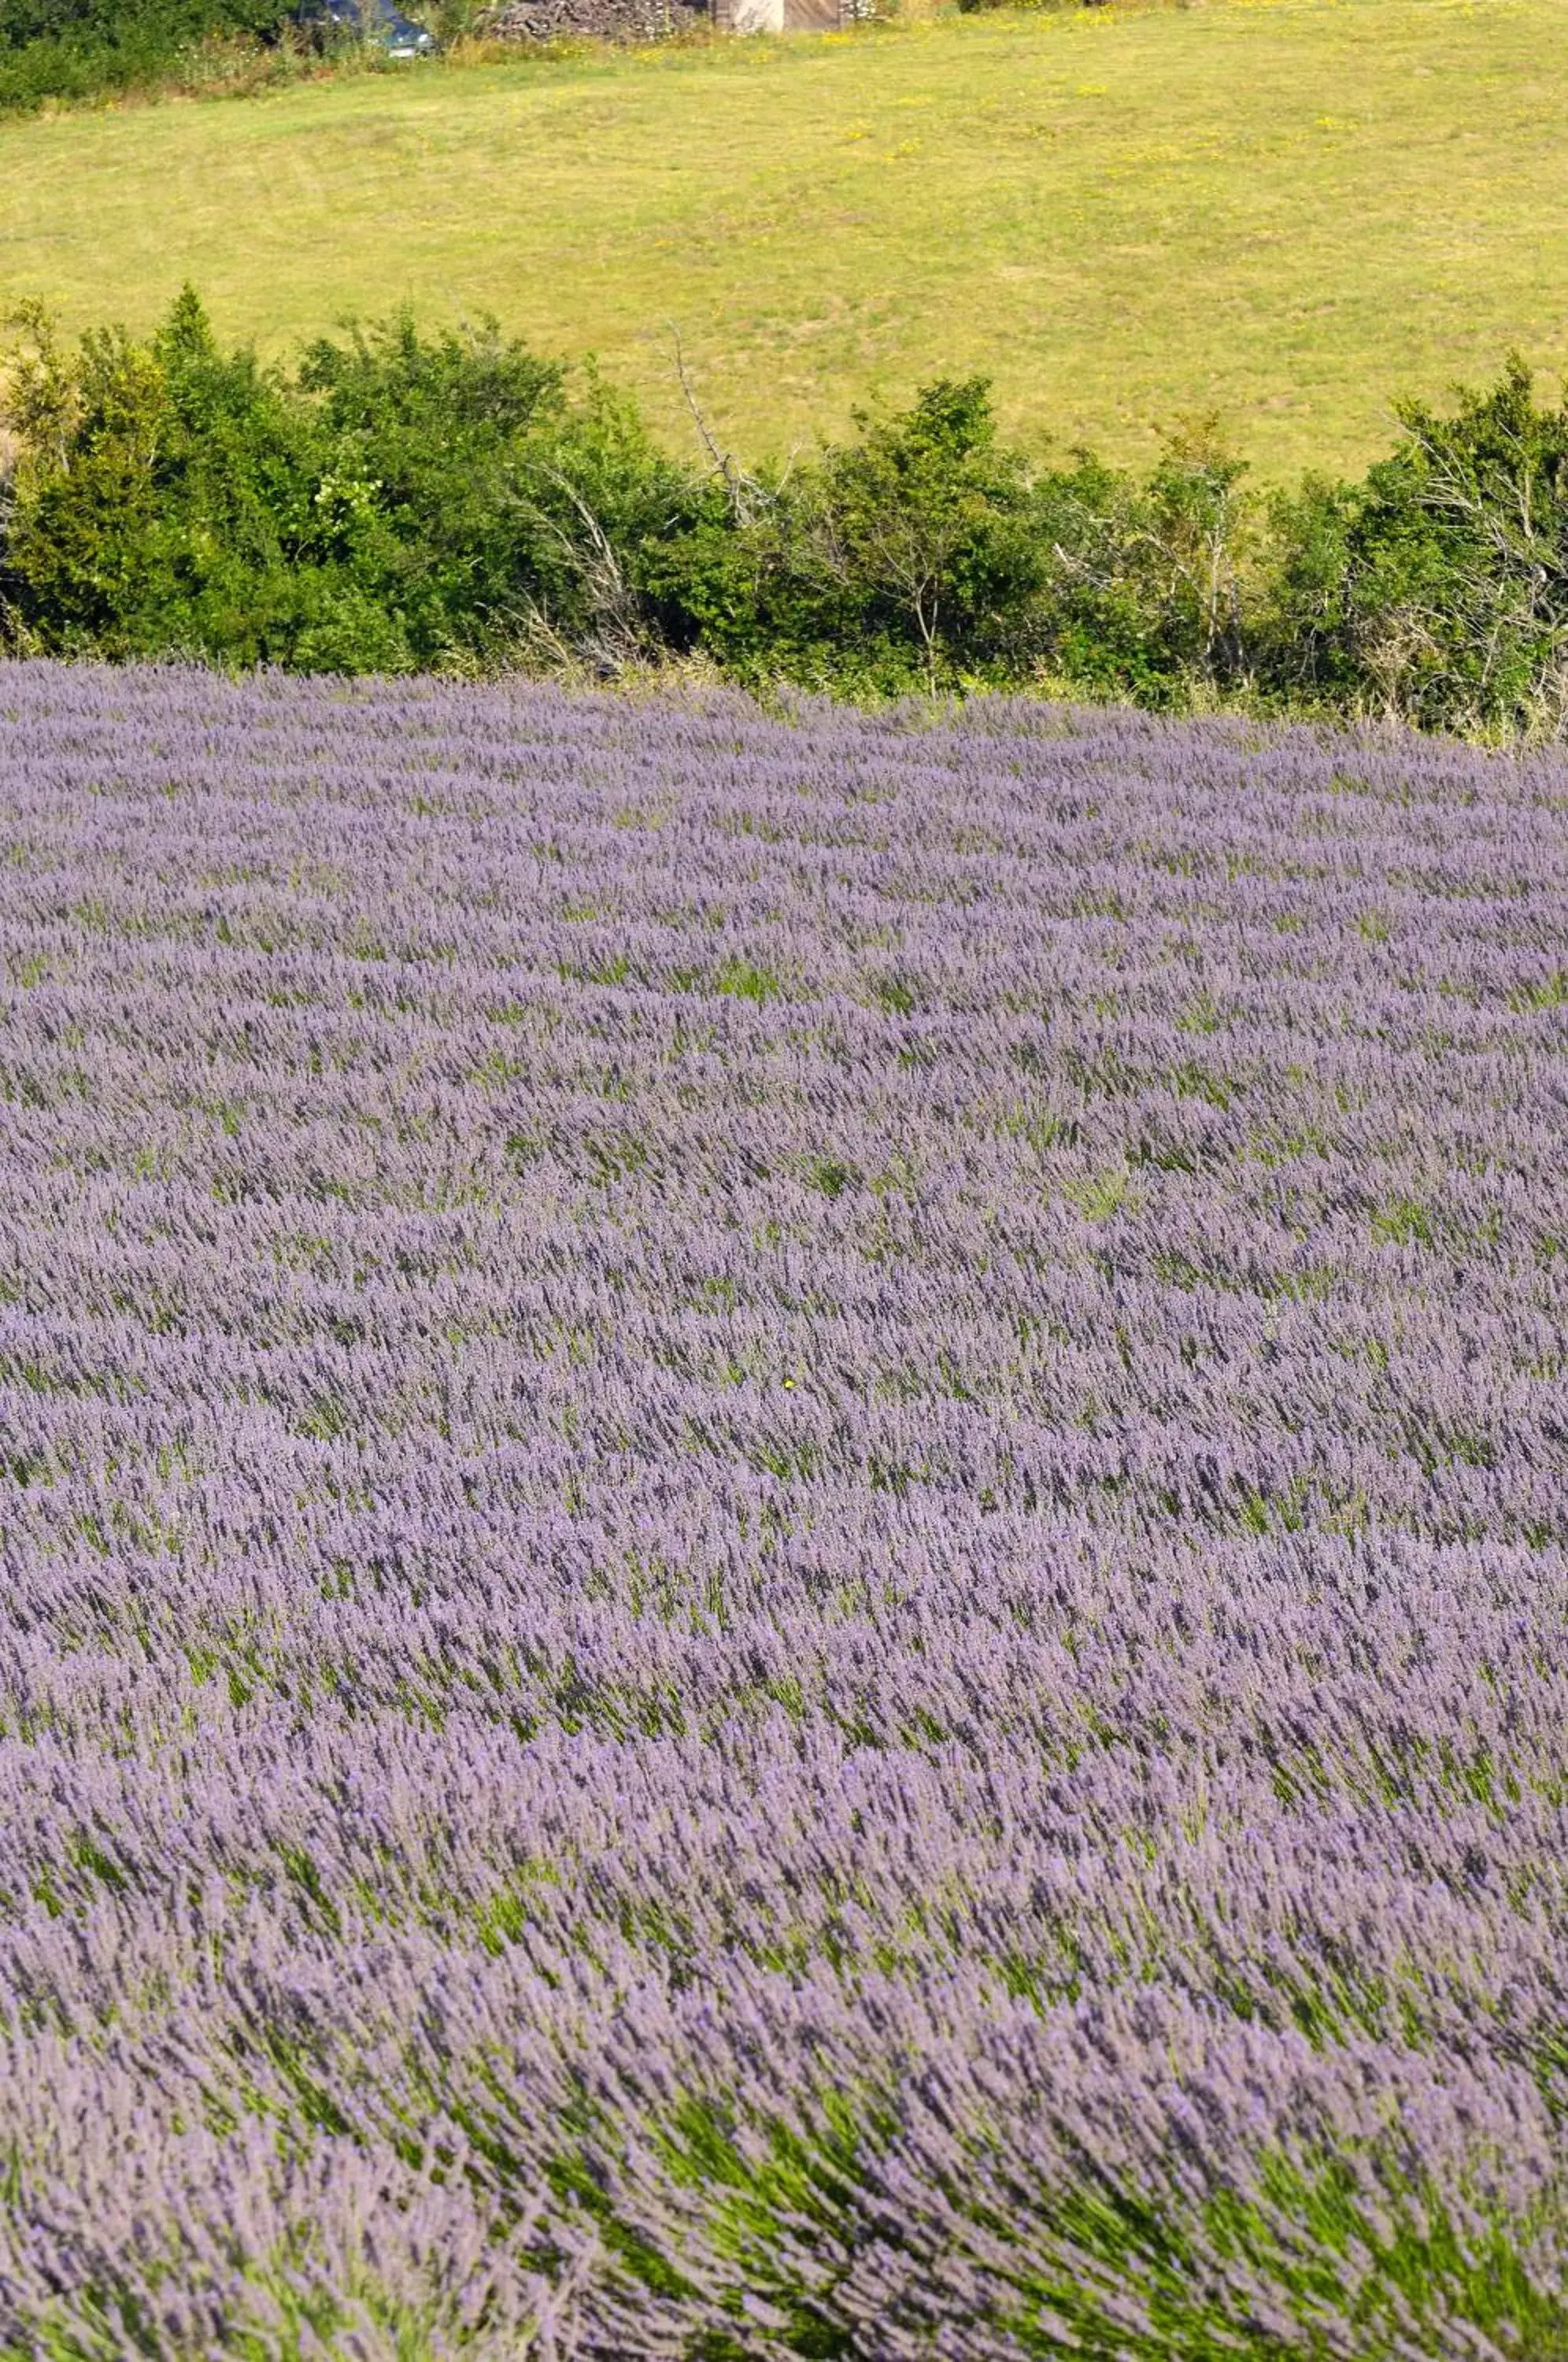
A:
[[2, 0, 1566, 473]]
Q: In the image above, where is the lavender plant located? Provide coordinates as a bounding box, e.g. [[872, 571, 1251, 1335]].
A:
[[0, 661, 1565, 2358]]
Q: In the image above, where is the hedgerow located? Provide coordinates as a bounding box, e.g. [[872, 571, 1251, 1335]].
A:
[[0, 0, 301, 108], [3, 289, 1567, 735]]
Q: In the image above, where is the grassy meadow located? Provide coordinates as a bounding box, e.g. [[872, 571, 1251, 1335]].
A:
[[2, 0, 1566, 476]]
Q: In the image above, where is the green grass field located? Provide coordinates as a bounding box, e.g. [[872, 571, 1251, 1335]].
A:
[[3, 0, 1566, 476]]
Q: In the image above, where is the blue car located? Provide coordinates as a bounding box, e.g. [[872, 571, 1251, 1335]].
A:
[[297, 0, 438, 56]]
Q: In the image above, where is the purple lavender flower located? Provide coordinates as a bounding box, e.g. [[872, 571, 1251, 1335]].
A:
[[0, 664, 1564, 2356]]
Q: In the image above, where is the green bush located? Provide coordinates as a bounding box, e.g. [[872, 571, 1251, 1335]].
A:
[[0, 290, 691, 673], [638, 378, 1047, 694], [1265, 356, 1568, 734], [0, 0, 299, 108]]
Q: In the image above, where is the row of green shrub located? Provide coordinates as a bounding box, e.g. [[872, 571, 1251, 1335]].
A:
[[0, 0, 660, 113], [0, 0, 305, 109], [4, 289, 1567, 734], [0, 0, 494, 112]]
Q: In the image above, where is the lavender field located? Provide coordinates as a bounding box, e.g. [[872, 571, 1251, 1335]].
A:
[[2, 661, 1567, 2361]]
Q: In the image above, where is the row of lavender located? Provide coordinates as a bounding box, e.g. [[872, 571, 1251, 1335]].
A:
[[1, 661, 1565, 2357]]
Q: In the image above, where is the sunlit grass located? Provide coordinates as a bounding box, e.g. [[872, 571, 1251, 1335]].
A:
[[2, 0, 1566, 476]]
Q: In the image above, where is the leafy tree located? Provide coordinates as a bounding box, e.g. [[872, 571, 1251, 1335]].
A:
[[793, 378, 1042, 692], [1025, 423, 1255, 706], [3, 288, 342, 665], [295, 309, 567, 661], [1348, 357, 1568, 731], [1263, 357, 1568, 732], [639, 379, 1047, 695]]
